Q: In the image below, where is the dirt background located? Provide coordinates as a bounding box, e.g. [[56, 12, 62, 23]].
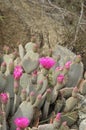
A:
[[0, 0, 86, 69]]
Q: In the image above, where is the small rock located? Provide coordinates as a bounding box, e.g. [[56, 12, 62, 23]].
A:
[[79, 119, 86, 130]]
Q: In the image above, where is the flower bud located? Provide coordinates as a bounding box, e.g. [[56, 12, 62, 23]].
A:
[[53, 113, 61, 128], [30, 91, 35, 104], [14, 80, 19, 94], [72, 86, 78, 97], [0, 93, 8, 104], [74, 55, 81, 63], [57, 74, 64, 84]]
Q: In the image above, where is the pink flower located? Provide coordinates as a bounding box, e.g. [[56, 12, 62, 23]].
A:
[[39, 57, 56, 69], [13, 66, 23, 80], [64, 61, 72, 69], [57, 74, 64, 83], [14, 117, 30, 129], [0, 93, 8, 104], [55, 113, 61, 121], [16, 128, 21, 130]]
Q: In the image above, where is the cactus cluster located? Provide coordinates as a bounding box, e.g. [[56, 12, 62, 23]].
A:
[[0, 42, 85, 130]]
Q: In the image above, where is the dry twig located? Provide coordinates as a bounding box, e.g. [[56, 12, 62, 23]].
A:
[[70, 0, 84, 45]]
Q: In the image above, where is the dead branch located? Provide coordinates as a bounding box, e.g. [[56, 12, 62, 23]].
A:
[[70, 0, 84, 45]]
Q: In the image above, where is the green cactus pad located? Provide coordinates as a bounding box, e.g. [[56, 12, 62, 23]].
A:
[[10, 101, 34, 130], [0, 73, 7, 92], [19, 44, 25, 59], [22, 56, 39, 74], [62, 111, 78, 126]]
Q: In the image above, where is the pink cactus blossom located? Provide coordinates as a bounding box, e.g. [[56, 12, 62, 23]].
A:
[[14, 117, 30, 129], [16, 128, 21, 130], [57, 74, 64, 83], [55, 113, 61, 121], [0, 93, 8, 104], [39, 57, 56, 69], [64, 61, 72, 69], [13, 65, 23, 80]]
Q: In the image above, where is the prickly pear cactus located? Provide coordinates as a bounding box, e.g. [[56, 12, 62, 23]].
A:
[[37, 72, 48, 95], [22, 55, 39, 73], [61, 111, 78, 126], [38, 124, 53, 130], [19, 44, 25, 59], [20, 73, 31, 89], [10, 101, 34, 130], [0, 43, 85, 130], [79, 80, 86, 95], [3, 54, 13, 75], [25, 42, 34, 53], [53, 45, 83, 87], [0, 73, 7, 92], [66, 62, 83, 87]]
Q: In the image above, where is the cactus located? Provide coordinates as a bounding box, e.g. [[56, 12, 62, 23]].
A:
[[20, 73, 31, 89], [22, 56, 39, 74], [3, 54, 14, 75], [0, 43, 85, 130], [19, 44, 25, 59], [53, 45, 83, 87], [25, 42, 35, 53], [79, 79, 86, 95], [10, 101, 34, 130], [60, 87, 73, 98], [0, 72, 7, 92], [64, 87, 79, 112], [61, 111, 78, 127]]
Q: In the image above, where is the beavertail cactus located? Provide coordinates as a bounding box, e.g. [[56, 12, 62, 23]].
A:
[[22, 56, 39, 74], [60, 87, 73, 98], [53, 45, 83, 88], [0, 43, 85, 130], [37, 113, 62, 130], [79, 79, 86, 95], [1, 62, 7, 73], [0, 72, 7, 92], [10, 101, 34, 130], [19, 44, 25, 59], [64, 87, 78, 112]]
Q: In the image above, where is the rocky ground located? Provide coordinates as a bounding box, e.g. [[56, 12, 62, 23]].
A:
[[0, 0, 86, 69]]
